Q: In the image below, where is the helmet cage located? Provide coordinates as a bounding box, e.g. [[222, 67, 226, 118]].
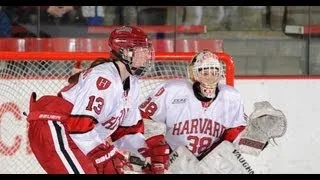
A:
[[189, 50, 223, 98], [118, 44, 155, 76]]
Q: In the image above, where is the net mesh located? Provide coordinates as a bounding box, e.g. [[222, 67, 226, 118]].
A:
[[0, 52, 233, 174]]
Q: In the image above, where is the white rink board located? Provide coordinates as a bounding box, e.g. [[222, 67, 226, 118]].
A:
[[0, 78, 319, 174]]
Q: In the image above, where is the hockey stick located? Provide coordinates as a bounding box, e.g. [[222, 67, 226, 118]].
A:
[[128, 155, 146, 166]]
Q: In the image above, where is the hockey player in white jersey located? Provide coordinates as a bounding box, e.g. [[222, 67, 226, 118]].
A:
[[139, 50, 247, 171], [140, 49, 287, 173], [27, 26, 170, 174]]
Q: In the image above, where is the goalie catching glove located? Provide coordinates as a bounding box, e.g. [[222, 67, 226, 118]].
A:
[[237, 101, 287, 156], [87, 143, 133, 174], [138, 135, 171, 174]]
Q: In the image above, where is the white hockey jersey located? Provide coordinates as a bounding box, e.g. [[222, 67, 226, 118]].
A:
[[140, 79, 247, 157], [60, 62, 145, 155]]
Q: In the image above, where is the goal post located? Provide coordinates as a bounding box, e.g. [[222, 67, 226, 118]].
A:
[[0, 51, 234, 174]]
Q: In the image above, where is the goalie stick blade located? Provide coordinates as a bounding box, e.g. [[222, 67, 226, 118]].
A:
[[129, 156, 146, 166]]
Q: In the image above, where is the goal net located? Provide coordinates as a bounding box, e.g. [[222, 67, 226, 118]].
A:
[[0, 51, 234, 174]]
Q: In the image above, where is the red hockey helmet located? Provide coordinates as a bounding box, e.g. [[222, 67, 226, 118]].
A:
[[108, 26, 154, 76]]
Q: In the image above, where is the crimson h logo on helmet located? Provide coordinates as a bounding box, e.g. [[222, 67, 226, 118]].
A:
[[108, 26, 155, 77]]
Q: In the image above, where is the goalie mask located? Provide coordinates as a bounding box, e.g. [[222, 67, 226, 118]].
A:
[[108, 26, 155, 77], [189, 50, 223, 99]]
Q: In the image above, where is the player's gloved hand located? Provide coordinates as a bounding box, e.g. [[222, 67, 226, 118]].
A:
[[139, 135, 170, 174], [87, 143, 132, 174], [237, 101, 287, 156]]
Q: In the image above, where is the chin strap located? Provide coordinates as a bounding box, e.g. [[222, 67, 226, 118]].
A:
[[111, 50, 149, 77], [124, 63, 134, 75], [111, 50, 134, 75], [193, 82, 219, 102]]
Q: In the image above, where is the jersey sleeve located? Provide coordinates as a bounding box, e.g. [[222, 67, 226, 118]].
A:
[[65, 70, 120, 154], [69, 127, 107, 155], [139, 81, 169, 124], [228, 90, 247, 128]]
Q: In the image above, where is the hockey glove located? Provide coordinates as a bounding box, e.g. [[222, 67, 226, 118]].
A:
[[139, 135, 170, 174], [238, 101, 287, 156], [87, 143, 132, 174]]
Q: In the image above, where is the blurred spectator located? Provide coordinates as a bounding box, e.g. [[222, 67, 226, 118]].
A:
[[184, 6, 203, 25], [103, 6, 117, 25], [229, 6, 267, 30], [81, 6, 105, 25], [218, 6, 239, 30], [166, 6, 183, 25], [136, 6, 203, 26], [10, 6, 84, 25], [47, 6, 73, 18], [200, 6, 239, 31], [39, 6, 86, 37], [12, 6, 86, 37], [167, 6, 203, 25], [103, 6, 137, 26], [0, 6, 11, 37], [137, 6, 167, 25], [46, 6, 85, 25], [122, 6, 137, 25], [101, 6, 134, 26]]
